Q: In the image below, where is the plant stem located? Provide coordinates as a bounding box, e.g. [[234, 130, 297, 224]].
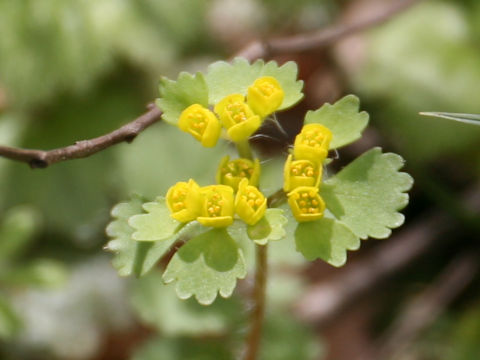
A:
[[244, 243, 268, 360], [236, 140, 253, 159], [235, 139, 267, 360]]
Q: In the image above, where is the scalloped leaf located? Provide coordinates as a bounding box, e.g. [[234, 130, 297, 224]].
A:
[[247, 208, 287, 245], [129, 197, 180, 241], [156, 72, 209, 125], [321, 148, 413, 239], [163, 228, 246, 305], [206, 58, 303, 110], [305, 95, 369, 149], [295, 217, 360, 267], [105, 196, 176, 277]]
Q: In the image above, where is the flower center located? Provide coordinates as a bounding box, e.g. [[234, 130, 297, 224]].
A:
[[290, 161, 316, 178], [258, 82, 275, 96], [207, 191, 225, 217], [187, 110, 207, 136], [222, 160, 254, 179], [301, 129, 326, 148], [226, 102, 248, 124], [241, 189, 264, 211], [296, 190, 321, 214], [171, 189, 188, 211]]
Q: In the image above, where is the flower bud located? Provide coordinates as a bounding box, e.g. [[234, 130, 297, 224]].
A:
[[287, 186, 325, 222], [293, 124, 332, 163], [197, 185, 234, 227], [283, 154, 322, 192], [247, 76, 284, 118], [214, 94, 261, 142], [179, 104, 221, 147], [235, 179, 267, 226], [166, 179, 202, 222], [216, 156, 260, 191]]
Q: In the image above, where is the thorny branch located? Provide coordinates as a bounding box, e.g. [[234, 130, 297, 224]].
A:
[[0, 0, 421, 168]]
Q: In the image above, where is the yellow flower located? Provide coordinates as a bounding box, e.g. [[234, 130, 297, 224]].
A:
[[293, 124, 332, 163], [247, 76, 284, 118], [287, 186, 326, 222], [197, 185, 235, 227], [214, 94, 261, 142], [166, 179, 202, 222], [235, 179, 267, 226], [178, 104, 221, 147], [216, 156, 261, 191], [283, 154, 322, 192]]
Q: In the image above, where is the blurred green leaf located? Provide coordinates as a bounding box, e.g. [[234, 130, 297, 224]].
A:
[[117, 122, 232, 200], [355, 2, 480, 161], [321, 148, 413, 239], [448, 305, 480, 360], [131, 270, 242, 336], [156, 72, 209, 125], [295, 217, 360, 266], [206, 58, 303, 109], [305, 95, 369, 149], [2, 259, 68, 288], [0, 206, 40, 263], [247, 209, 287, 245], [129, 197, 180, 241], [106, 196, 176, 277], [163, 228, 246, 305], [0, 295, 21, 340]]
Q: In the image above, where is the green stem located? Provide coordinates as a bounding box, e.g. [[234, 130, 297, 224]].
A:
[[236, 140, 253, 160], [244, 243, 268, 360], [234, 139, 267, 360]]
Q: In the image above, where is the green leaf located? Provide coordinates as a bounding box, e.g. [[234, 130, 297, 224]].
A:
[[295, 217, 360, 267], [0, 296, 21, 340], [247, 209, 287, 245], [129, 197, 180, 241], [1, 259, 68, 288], [206, 58, 303, 110], [163, 228, 246, 305], [0, 206, 40, 263], [420, 112, 480, 126], [131, 270, 242, 336], [156, 72, 209, 125], [321, 148, 413, 239], [105, 196, 176, 277], [305, 95, 369, 149]]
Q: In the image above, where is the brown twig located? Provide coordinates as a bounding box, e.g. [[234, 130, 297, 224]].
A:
[[0, 106, 162, 168], [0, 0, 421, 169], [236, 0, 422, 59]]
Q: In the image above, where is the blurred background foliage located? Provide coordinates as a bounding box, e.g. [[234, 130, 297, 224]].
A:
[[0, 0, 479, 359]]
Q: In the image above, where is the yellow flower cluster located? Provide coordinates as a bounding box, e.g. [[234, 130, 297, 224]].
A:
[[167, 157, 267, 228], [284, 124, 332, 222], [178, 76, 284, 146]]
